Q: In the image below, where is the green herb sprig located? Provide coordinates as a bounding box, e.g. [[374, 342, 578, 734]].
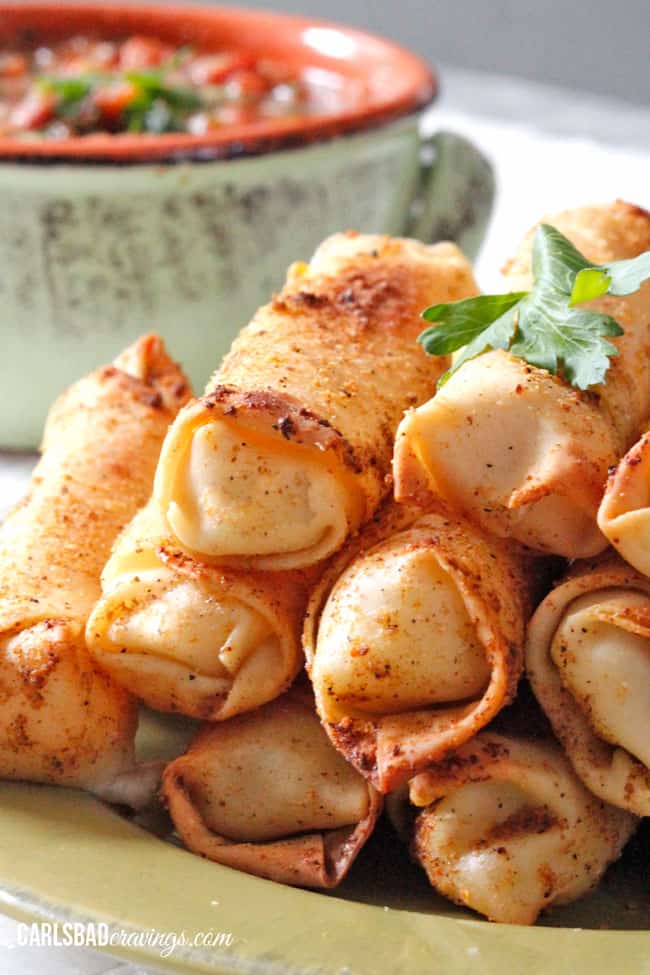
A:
[[419, 224, 650, 391]]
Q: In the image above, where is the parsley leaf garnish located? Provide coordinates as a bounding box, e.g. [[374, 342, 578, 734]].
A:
[[420, 292, 525, 381], [570, 251, 650, 305], [419, 224, 650, 390]]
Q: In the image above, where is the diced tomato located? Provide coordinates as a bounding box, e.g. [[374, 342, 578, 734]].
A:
[[0, 53, 27, 78], [215, 103, 258, 126], [188, 52, 254, 86], [255, 59, 296, 85], [225, 69, 270, 101], [119, 35, 172, 70], [0, 37, 316, 137], [57, 57, 93, 76], [9, 88, 56, 130], [89, 41, 118, 69], [93, 81, 139, 122]]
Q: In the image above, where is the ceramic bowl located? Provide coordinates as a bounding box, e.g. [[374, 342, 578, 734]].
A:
[[0, 3, 494, 447]]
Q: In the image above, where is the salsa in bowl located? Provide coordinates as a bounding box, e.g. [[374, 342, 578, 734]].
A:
[[0, 4, 435, 161], [0, 33, 345, 140]]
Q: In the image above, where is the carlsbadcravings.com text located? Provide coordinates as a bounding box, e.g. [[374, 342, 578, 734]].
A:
[[16, 922, 235, 958]]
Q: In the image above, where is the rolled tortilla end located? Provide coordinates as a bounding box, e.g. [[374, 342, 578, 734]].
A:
[[394, 351, 615, 558], [394, 201, 650, 558], [87, 502, 308, 721], [598, 430, 650, 576], [0, 619, 152, 805], [154, 233, 478, 570], [162, 687, 382, 888], [400, 733, 636, 925], [526, 556, 650, 816], [0, 335, 191, 804], [154, 393, 362, 571], [304, 503, 531, 792]]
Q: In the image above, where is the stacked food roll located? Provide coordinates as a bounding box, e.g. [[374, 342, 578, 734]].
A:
[[88, 233, 475, 721], [4, 205, 647, 924], [304, 501, 536, 792], [333, 201, 649, 922], [394, 200, 650, 559], [598, 427, 650, 574], [0, 335, 190, 806], [387, 727, 636, 924], [84, 232, 480, 884], [153, 232, 477, 570], [526, 556, 650, 817], [86, 500, 313, 721], [162, 684, 382, 888], [509, 207, 650, 892]]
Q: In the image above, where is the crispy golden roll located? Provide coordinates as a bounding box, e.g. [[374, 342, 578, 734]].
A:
[[598, 428, 650, 576], [162, 687, 382, 888], [526, 556, 650, 816], [0, 336, 190, 806], [86, 500, 311, 720], [154, 232, 478, 571], [303, 502, 532, 793], [391, 732, 636, 925], [394, 201, 650, 558]]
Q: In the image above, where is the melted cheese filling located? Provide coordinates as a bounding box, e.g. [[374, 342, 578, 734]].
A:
[[164, 421, 351, 561], [313, 541, 490, 716], [551, 588, 650, 768]]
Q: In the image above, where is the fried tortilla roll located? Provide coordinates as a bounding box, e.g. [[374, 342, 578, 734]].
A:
[[390, 732, 636, 925], [86, 500, 310, 720], [598, 428, 650, 575], [162, 687, 382, 888], [304, 502, 532, 792], [526, 556, 650, 816], [154, 232, 478, 571], [0, 335, 191, 806], [395, 201, 650, 558]]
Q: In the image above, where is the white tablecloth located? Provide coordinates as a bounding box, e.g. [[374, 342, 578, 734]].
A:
[[2, 67, 650, 975]]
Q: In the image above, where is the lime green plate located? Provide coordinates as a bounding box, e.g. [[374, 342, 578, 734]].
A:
[[0, 710, 648, 975]]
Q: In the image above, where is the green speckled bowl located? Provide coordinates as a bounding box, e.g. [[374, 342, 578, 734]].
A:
[[0, 4, 493, 448]]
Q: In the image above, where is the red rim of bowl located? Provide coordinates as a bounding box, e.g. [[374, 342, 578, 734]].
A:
[[0, 3, 437, 163]]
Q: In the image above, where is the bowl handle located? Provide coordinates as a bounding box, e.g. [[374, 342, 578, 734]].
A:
[[406, 130, 495, 259]]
